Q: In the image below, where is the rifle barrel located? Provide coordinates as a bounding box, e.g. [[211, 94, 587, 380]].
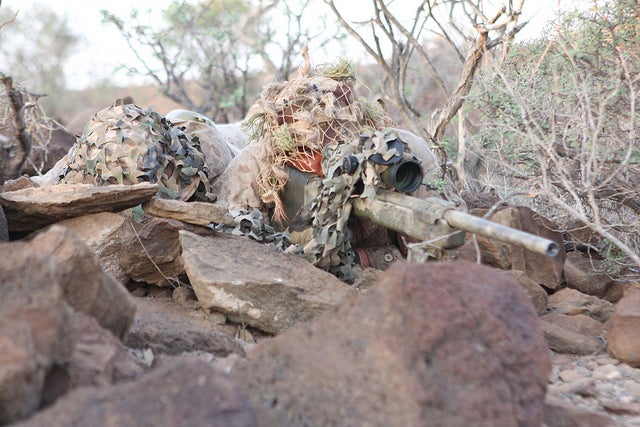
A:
[[443, 209, 560, 257]]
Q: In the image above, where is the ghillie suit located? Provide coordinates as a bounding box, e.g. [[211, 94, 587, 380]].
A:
[[218, 50, 439, 281], [59, 100, 211, 201], [244, 49, 396, 222]]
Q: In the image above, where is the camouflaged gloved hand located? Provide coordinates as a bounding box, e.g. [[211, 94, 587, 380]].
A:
[[59, 100, 212, 201]]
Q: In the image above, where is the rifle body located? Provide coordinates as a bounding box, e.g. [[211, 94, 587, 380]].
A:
[[284, 168, 559, 257]]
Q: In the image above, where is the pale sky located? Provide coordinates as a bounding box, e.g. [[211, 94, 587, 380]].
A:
[[4, 0, 563, 90]]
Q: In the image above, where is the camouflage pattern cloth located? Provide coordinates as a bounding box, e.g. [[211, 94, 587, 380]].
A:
[[59, 100, 212, 201]]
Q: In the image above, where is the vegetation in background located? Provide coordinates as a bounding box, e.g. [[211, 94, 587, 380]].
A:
[[101, 0, 345, 123], [468, 0, 640, 274], [0, 5, 80, 119]]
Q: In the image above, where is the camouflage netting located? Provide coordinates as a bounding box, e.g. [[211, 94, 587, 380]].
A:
[[60, 100, 211, 201], [244, 48, 395, 222], [238, 50, 426, 281]]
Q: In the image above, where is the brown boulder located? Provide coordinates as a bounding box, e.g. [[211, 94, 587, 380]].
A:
[[57, 212, 132, 284], [607, 291, 640, 366], [13, 226, 136, 338], [67, 313, 147, 388], [0, 253, 75, 424], [124, 297, 244, 357], [15, 360, 258, 427], [564, 253, 612, 297], [0, 182, 158, 232], [120, 217, 186, 287], [539, 320, 605, 355], [547, 288, 614, 323], [473, 206, 566, 289], [505, 269, 548, 314], [235, 261, 551, 427]]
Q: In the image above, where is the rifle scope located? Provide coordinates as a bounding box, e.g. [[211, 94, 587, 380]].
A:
[[379, 159, 423, 193]]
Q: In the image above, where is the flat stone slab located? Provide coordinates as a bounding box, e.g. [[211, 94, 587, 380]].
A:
[[144, 198, 235, 227], [0, 183, 158, 232]]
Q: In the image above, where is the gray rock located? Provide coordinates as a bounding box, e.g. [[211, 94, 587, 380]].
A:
[[180, 230, 355, 334], [15, 360, 258, 427], [235, 261, 551, 427], [544, 397, 616, 427], [67, 313, 147, 388], [125, 297, 244, 357]]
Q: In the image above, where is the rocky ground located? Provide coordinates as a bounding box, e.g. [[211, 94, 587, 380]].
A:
[[1, 181, 640, 426]]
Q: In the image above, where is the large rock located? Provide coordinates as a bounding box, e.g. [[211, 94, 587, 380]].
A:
[[125, 297, 244, 357], [180, 230, 354, 334], [473, 206, 566, 289], [564, 253, 612, 298], [15, 360, 258, 427], [539, 320, 605, 355], [57, 212, 132, 284], [547, 288, 614, 323], [0, 253, 75, 424], [67, 313, 147, 388], [11, 226, 136, 338], [0, 182, 158, 232], [235, 262, 551, 426], [120, 217, 186, 287], [504, 269, 548, 314], [607, 291, 640, 366]]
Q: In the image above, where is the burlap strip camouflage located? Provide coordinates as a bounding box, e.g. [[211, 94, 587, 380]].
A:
[[59, 100, 212, 201]]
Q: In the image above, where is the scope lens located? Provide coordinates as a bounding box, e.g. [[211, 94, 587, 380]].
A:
[[381, 160, 423, 193]]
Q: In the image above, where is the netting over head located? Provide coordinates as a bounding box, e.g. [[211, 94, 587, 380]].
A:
[[244, 48, 395, 222], [59, 100, 211, 201]]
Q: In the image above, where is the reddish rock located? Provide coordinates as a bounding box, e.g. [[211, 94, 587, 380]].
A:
[[120, 217, 186, 287], [602, 281, 640, 303], [0, 253, 75, 424], [505, 269, 548, 314], [22, 226, 136, 338], [125, 297, 244, 357], [67, 313, 147, 388], [57, 212, 132, 284], [547, 288, 614, 323], [15, 360, 257, 427], [235, 261, 551, 427], [541, 313, 607, 337], [564, 253, 612, 298], [473, 206, 566, 290], [607, 291, 640, 366], [539, 320, 605, 355]]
